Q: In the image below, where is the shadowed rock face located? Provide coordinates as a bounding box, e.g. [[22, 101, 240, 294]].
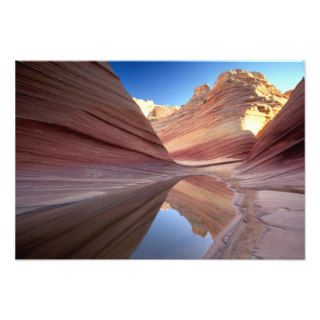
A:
[[152, 69, 288, 166], [16, 179, 179, 259], [16, 61, 181, 214], [236, 79, 305, 192]]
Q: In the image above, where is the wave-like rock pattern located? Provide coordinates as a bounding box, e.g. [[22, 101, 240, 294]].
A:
[[16, 62, 180, 214], [152, 70, 288, 165], [236, 79, 305, 192]]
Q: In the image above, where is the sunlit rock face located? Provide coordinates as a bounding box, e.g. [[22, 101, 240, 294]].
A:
[[133, 98, 155, 117], [133, 97, 179, 121], [241, 104, 282, 136], [236, 78, 305, 192], [152, 105, 180, 121], [183, 84, 210, 108], [16, 62, 180, 215], [152, 69, 288, 165], [283, 89, 293, 98]]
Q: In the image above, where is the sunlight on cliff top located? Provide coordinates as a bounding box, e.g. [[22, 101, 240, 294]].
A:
[[241, 105, 281, 136]]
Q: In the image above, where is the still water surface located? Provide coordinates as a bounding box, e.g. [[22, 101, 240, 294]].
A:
[[131, 207, 213, 259], [16, 175, 236, 259]]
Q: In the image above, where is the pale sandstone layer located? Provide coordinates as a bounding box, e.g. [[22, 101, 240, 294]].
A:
[[16, 61, 186, 215], [204, 186, 305, 259], [133, 97, 179, 121], [236, 78, 305, 192], [152, 69, 288, 166]]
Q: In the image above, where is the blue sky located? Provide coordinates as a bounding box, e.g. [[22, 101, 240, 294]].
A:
[[109, 61, 305, 106]]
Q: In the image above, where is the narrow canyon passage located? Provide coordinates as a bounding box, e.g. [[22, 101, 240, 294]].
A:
[[15, 61, 305, 259]]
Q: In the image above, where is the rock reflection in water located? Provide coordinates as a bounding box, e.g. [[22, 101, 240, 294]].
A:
[[131, 207, 213, 259], [16, 176, 236, 259], [131, 176, 236, 259]]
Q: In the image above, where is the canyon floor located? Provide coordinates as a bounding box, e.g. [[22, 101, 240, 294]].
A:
[[15, 62, 304, 259]]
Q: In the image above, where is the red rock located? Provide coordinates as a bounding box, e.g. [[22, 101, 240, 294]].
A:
[[183, 84, 210, 108], [16, 61, 181, 214], [152, 70, 288, 165], [283, 89, 293, 98], [236, 78, 305, 192]]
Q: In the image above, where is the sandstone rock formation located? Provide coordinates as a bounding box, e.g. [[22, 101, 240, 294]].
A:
[[152, 69, 288, 165], [236, 78, 305, 192], [183, 84, 210, 108], [16, 62, 304, 260], [132, 98, 155, 117], [205, 79, 305, 259], [205, 188, 305, 259], [16, 61, 183, 215], [283, 89, 293, 98], [133, 97, 179, 121]]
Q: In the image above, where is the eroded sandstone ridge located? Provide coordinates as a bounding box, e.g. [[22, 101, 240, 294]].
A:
[[16, 62, 304, 259], [16, 61, 183, 215], [133, 97, 179, 121], [236, 78, 305, 192], [183, 84, 210, 108], [152, 70, 288, 165]]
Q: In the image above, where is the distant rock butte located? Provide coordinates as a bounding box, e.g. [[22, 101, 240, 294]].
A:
[[133, 97, 179, 121], [152, 69, 288, 165]]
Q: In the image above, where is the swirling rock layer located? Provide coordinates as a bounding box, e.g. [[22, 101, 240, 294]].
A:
[[206, 79, 305, 259], [236, 78, 305, 192], [152, 70, 288, 165], [16, 61, 181, 214]]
